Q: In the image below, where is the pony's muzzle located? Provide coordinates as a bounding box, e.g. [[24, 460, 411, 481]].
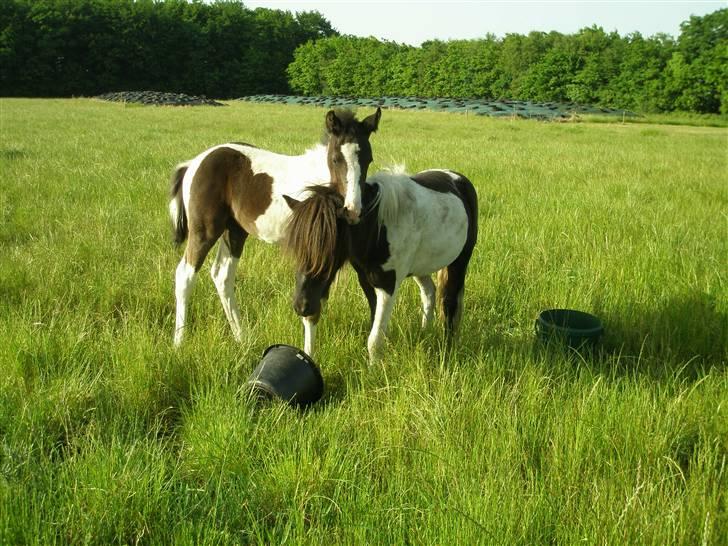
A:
[[293, 296, 317, 317], [342, 206, 360, 225]]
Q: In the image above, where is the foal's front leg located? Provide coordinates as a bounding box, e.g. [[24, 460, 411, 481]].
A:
[[301, 312, 320, 357], [367, 282, 400, 363]]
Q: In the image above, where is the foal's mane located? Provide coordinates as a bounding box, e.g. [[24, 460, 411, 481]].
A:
[[284, 185, 345, 278]]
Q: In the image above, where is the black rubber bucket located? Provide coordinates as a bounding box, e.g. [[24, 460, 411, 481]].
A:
[[245, 344, 323, 407], [535, 309, 604, 349]]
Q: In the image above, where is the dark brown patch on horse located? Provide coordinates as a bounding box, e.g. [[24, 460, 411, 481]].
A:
[[410, 170, 460, 194], [184, 146, 272, 269]]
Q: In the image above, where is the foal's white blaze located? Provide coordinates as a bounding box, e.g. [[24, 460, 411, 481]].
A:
[[341, 142, 362, 220]]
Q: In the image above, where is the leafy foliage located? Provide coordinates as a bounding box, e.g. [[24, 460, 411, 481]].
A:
[[288, 8, 728, 114], [0, 0, 336, 97]]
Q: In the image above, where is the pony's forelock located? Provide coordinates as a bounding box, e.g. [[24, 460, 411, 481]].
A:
[[284, 185, 345, 279]]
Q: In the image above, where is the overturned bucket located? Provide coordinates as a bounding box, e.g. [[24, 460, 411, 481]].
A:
[[245, 344, 324, 407]]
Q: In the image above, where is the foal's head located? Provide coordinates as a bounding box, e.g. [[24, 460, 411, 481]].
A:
[[324, 107, 381, 225], [283, 186, 349, 318]]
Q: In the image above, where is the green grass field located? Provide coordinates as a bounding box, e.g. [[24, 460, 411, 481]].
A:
[[1, 99, 726, 544]]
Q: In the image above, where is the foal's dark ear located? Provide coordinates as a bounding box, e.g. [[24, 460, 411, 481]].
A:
[[325, 110, 342, 136], [283, 194, 301, 210], [362, 107, 381, 134]]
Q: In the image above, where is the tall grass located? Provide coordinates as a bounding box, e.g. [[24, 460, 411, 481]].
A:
[[1, 99, 726, 544]]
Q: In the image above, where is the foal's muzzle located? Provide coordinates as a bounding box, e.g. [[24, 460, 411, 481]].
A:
[[342, 207, 360, 225]]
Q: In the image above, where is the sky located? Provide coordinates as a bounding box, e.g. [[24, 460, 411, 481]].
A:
[[241, 1, 725, 45]]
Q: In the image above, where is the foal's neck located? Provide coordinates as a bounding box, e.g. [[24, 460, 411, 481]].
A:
[[297, 144, 330, 184], [345, 182, 384, 266]]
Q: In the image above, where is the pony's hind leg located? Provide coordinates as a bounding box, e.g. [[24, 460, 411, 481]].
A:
[[437, 264, 467, 333], [174, 232, 220, 346], [174, 258, 197, 346], [210, 222, 248, 342], [414, 275, 435, 328]]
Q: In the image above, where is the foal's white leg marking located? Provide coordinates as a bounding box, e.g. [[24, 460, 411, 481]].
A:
[[302, 316, 317, 357], [210, 242, 243, 342], [342, 142, 361, 218], [414, 275, 435, 328], [174, 259, 197, 346], [367, 284, 400, 364]]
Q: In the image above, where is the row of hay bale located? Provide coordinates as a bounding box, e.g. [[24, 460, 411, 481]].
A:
[[93, 91, 635, 120], [96, 91, 224, 106], [238, 94, 635, 120]]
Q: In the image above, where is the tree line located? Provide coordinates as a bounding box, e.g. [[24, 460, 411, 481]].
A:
[[288, 8, 727, 114], [0, 0, 335, 98], [1, 1, 725, 114]]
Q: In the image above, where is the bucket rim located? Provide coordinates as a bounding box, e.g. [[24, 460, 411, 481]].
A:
[[536, 308, 603, 337], [262, 343, 315, 360]]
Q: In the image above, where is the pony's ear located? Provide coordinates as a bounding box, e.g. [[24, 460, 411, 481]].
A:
[[325, 110, 342, 136], [362, 107, 381, 134], [283, 194, 301, 210]]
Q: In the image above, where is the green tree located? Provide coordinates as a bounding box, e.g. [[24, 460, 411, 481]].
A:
[[663, 8, 727, 113]]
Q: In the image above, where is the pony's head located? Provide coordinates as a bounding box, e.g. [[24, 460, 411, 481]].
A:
[[324, 107, 381, 225], [283, 186, 349, 318]]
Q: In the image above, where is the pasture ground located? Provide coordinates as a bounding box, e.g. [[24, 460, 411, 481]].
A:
[[1, 99, 726, 544]]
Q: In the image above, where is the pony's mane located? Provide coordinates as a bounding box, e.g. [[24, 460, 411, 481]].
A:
[[284, 185, 345, 279], [366, 165, 411, 228]]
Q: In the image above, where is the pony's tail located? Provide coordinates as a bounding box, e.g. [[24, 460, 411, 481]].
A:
[[169, 162, 189, 245]]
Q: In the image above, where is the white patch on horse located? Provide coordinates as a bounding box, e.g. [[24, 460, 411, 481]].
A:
[[302, 316, 317, 357], [414, 275, 436, 327], [174, 260, 197, 346], [369, 171, 468, 278], [342, 142, 361, 217], [210, 243, 243, 341], [168, 196, 179, 225], [368, 286, 399, 362]]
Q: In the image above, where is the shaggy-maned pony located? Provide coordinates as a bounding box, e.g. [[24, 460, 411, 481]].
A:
[[283, 168, 478, 361]]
